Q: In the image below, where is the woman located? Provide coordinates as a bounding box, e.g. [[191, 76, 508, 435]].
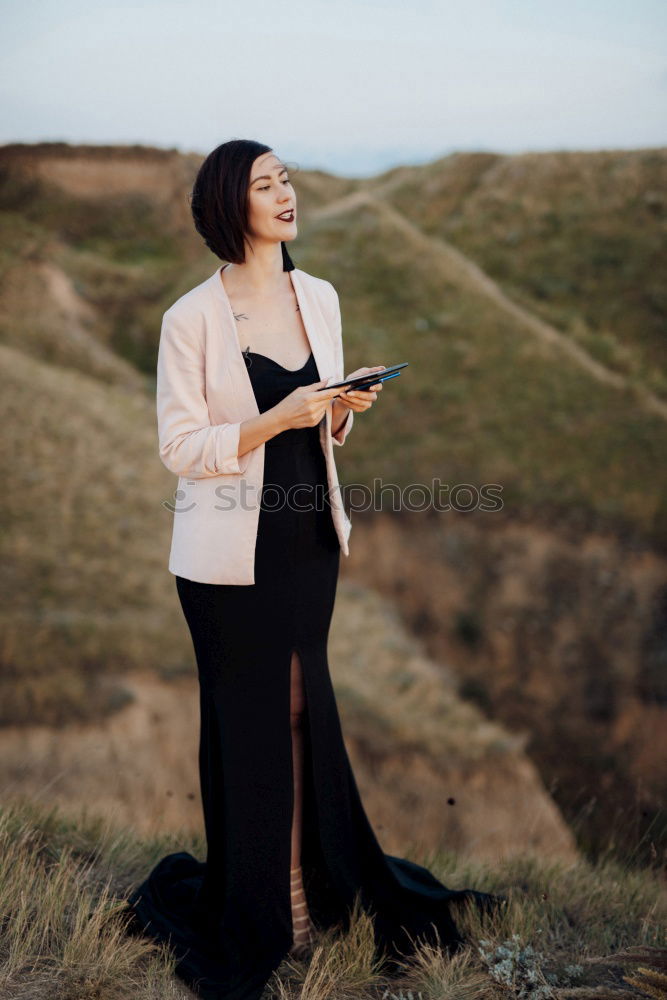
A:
[[126, 139, 505, 1000]]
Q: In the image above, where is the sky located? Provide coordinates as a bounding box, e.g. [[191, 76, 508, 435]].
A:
[[1, 0, 665, 177]]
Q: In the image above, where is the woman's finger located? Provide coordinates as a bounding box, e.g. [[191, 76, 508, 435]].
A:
[[347, 389, 378, 399], [346, 393, 377, 405]]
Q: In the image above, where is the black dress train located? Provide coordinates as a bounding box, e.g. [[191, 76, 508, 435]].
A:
[[126, 350, 504, 999]]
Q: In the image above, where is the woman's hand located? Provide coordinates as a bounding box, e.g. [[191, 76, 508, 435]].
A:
[[334, 366, 386, 413], [273, 379, 343, 431]]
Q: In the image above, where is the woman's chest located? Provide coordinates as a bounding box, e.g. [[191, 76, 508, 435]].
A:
[[198, 268, 337, 424], [228, 286, 312, 371]]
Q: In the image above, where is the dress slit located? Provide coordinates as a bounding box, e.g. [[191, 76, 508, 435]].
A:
[[289, 638, 350, 938], [288, 641, 316, 935]]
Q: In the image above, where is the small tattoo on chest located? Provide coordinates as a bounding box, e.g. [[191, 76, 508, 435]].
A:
[[232, 306, 300, 322]]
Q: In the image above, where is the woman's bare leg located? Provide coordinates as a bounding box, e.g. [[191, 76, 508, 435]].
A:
[[289, 649, 315, 954]]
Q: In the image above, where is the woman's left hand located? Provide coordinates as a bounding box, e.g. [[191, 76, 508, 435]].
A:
[[334, 366, 386, 412]]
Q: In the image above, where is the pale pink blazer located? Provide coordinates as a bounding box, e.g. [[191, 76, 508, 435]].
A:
[[156, 265, 354, 585]]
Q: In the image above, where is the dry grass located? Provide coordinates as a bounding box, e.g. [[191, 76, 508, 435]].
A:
[[0, 796, 664, 1000], [0, 799, 191, 999]]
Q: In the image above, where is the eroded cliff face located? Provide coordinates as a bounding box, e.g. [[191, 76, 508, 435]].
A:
[[328, 580, 578, 864], [1, 142, 202, 237], [0, 577, 576, 865], [341, 509, 667, 863]]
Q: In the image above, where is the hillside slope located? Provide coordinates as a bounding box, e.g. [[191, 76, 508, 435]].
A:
[[0, 578, 577, 864], [1, 141, 665, 867]]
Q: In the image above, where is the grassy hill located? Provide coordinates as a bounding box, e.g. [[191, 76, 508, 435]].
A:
[[0, 141, 665, 869], [375, 148, 667, 391], [297, 191, 666, 541], [2, 142, 665, 547]]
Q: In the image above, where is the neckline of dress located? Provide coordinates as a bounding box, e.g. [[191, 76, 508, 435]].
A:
[[246, 350, 314, 373]]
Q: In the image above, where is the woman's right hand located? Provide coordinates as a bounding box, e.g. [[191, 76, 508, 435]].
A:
[[273, 379, 342, 431]]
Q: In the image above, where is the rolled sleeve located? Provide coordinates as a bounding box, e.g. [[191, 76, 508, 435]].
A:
[[332, 406, 353, 446], [156, 308, 250, 478]]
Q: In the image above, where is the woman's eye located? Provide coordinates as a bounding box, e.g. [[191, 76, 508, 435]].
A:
[[258, 179, 291, 191]]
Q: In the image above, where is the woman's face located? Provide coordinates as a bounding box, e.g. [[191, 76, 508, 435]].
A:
[[246, 151, 297, 246]]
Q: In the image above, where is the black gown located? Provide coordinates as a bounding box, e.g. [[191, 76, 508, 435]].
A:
[[125, 350, 505, 1000]]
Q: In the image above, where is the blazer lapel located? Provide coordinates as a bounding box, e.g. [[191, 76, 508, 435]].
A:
[[289, 268, 335, 387], [290, 269, 339, 455]]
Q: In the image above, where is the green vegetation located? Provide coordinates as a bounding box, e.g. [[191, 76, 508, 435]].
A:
[[299, 198, 666, 545], [384, 149, 667, 394]]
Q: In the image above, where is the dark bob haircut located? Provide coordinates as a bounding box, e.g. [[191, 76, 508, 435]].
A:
[[190, 138, 296, 271]]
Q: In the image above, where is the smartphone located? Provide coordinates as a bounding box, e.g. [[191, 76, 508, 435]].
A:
[[317, 362, 408, 392]]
